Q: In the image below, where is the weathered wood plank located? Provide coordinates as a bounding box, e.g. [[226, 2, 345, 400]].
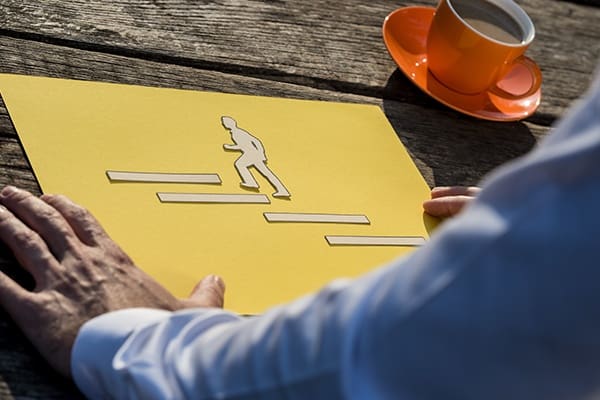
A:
[[0, 314, 81, 399], [0, 0, 597, 121]]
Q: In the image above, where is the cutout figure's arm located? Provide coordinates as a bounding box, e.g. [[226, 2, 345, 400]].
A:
[[223, 144, 241, 151], [250, 137, 266, 156]]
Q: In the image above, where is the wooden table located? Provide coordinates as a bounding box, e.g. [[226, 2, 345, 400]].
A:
[[0, 0, 598, 397]]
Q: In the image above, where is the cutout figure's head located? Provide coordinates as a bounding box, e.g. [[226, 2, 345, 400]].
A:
[[221, 116, 237, 130]]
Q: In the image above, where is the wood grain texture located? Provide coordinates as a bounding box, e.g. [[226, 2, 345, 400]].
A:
[[0, 0, 597, 397], [0, 0, 598, 121]]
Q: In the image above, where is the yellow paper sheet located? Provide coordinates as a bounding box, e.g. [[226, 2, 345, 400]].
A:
[[0, 74, 434, 314]]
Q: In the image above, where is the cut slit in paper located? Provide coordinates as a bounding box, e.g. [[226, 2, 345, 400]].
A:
[[157, 192, 271, 204], [325, 236, 426, 247], [107, 170, 222, 184], [221, 116, 290, 198], [264, 212, 370, 224]]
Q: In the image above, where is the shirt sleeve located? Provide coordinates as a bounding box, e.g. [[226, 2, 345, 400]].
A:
[[72, 72, 600, 400]]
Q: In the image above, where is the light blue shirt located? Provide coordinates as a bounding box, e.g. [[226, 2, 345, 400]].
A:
[[71, 71, 600, 399]]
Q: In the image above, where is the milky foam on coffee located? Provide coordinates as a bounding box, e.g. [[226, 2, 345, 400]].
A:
[[451, 0, 525, 44]]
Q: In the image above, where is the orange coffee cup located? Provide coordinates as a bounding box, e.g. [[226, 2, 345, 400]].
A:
[[427, 0, 542, 97]]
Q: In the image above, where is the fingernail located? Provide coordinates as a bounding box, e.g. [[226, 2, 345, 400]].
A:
[[0, 204, 6, 213], [1, 185, 18, 197], [210, 275, 225, 290], [431, 186, 448, 193]]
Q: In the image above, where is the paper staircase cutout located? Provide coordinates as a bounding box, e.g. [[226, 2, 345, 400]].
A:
[[264, 212, 370, 224], [158, 192, 271, 204], [107, 170, 222, 184], [325, 236, 426, 246]]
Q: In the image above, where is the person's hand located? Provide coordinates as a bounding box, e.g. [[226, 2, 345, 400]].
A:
[[423, 186, 481, 218], [0, 186, 225, 378]]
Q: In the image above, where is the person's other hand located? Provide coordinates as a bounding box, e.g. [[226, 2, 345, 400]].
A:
[[423, 186, 481, 218], [0, 186, 225, 377]]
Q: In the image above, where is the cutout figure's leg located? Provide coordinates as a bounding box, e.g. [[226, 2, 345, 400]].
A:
[[234, 157, 259, 189], [254, 162, 290, 197]]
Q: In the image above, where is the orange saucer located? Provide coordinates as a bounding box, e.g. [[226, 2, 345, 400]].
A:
[[382, 7, 541, 121]]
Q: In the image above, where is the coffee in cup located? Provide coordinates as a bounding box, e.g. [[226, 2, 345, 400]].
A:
[[427, 0, 541, 96]]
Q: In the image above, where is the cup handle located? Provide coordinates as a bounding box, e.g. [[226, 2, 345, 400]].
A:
[[490, 56, 542, 100]]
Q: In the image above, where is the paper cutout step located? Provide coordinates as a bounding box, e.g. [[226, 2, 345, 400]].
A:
[[264, 212, 370, 224], [107, 170, 222, 184], [325, 236, 426, 246], [158, 192, 271, 204], [0, 73, 432, 314]]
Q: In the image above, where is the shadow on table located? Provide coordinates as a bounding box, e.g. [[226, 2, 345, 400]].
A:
[[381, 69, 538, 187], [0, 249, 84, 399]]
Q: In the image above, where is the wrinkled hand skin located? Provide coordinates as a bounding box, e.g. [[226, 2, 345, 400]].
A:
[[0, 186, 225, 377], [422, 186, 481, 218]]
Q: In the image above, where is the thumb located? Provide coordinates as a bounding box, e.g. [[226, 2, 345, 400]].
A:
[[180, 275, 226, 309]]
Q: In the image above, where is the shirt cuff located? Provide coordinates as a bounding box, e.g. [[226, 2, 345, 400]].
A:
[[71, 308, 173, 399]]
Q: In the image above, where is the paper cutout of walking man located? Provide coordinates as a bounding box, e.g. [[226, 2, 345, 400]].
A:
[[221, 116, 291, 198]]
